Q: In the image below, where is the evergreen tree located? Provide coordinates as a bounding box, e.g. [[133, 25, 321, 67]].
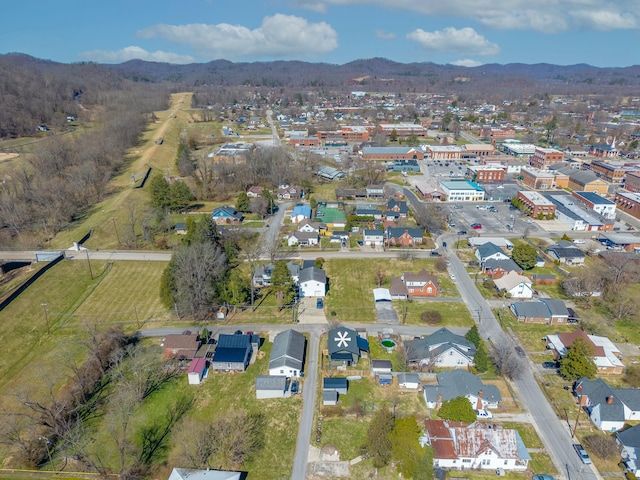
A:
[[474, 342, 491, 373], [414, 447, 435, 480], [270, 261, 295, 307], [511, 243, 538, 270], [170, 180, 193, 213], [149, 174, 171, 212], [559, 337, 598, 381], [465, 325, 481, 348], [389, 416, 425, 478], [236, 192, 250, 213], [437, 396, 477, 423], [365, 406, 394, 468]]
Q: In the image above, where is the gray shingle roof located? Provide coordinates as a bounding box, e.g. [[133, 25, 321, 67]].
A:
[[269, 329, 306, 372], [299, 266, 326, 284], [477, 242, 506, 260], [423, 370, 501, 404], [255, 375, 287, 391]]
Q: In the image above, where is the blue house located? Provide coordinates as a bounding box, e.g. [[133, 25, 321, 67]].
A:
[[211, 205, 243, 225], [291, 205, 312, 223], [211, 333, 258, 371]]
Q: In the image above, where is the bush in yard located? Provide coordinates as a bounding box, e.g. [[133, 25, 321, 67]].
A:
[[483, 278, 495, 290], [421, 310, 442, 325], [512, 243, 538, 270], [584, 434, 618, 459], [321, 405, 344, 417], [434, 257, 447, 271], [624, 365, 640, 388]]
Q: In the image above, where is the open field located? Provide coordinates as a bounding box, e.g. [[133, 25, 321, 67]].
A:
[[0, 260, 169, 399], [323, 258, 461, 323]]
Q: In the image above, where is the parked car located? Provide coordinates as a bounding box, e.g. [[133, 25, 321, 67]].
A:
[[573, 444, 592, 464], [542, 361, 558, 369], [449, 273, 456, 280], [290, 380, 299, 394], [458, 230, 467, 235], [471, 223, 482, 229], [532, 475, 556, 480], [453, 204, 463, 209], [316, 298, 324, 309], [573, 239, 586, 244], [475, 409, 493, 419]]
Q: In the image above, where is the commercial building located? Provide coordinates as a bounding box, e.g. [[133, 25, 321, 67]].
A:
[[517, 191, 557, 218], [440, 180, 485, 202], [572, 191, 616, 220], [520, 168, 569, 190], [466, 165, 506, 183], [530, 147, 564, 170], [614, 191, 640, 220]]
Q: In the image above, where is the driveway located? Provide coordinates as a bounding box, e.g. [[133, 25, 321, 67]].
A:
[[297, 297, 328, 324], [376, 301, 399, 324]]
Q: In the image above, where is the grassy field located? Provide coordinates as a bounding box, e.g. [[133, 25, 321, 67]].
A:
[[0, 260, 170, 403], [323, 258, 458, 323], [402, 300, 474, 327]]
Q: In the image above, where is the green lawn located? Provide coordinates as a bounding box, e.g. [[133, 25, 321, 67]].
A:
[[402, 300, 474, 327], [323, 258, 455, 323]]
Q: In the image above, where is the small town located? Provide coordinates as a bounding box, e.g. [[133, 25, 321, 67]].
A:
[[3, 3, 640, 480]]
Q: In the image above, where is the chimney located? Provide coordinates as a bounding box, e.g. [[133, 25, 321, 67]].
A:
[[478, 390, 483, 398], [606, 396, 614, 404]]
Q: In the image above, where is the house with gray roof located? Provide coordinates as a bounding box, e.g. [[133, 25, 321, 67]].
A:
[[268, 329, 306, 377], [255, 375, 288, 399], [546, 245, 586, 265], [404, 328, 476, 369], [574, 377, 640, 432], [482, 258, 523, 278], [509, 298, 569, 324], [168, 467, 242, 480], [327, 327, 369, 367], [617, 424, 640, 475], [423, 370, 502, 410], [298, 266, 326, 297], [475, 242, 510, 264]]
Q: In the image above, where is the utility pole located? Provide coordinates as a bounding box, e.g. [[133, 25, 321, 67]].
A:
[[84, 248, 93, 279], [572, 403, 582, 438], [40, 303, 50, 334]]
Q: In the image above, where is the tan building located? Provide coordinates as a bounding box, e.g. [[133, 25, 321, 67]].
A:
[[589, 161, 628, 184], [362, 146, 424, 161], [463, 143, 495, 157], [567, 170, 609, 195], [530, 147, 564, 170], [520, 168, 569, 190], [377, 122, 426, 137], [517, 191, 557, 218]]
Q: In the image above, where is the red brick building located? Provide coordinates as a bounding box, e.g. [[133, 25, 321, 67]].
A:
[[466, 165, 506, 183], [517, 190, 557, 217], [614, 191, 640, 220], [625, 171, 640, 193], [530, 147, 564, 170]]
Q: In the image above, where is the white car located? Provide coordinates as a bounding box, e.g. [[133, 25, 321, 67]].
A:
[[475, 409, 493, 419], [573, 239, 586, 244], [449, 273, 456, 280]]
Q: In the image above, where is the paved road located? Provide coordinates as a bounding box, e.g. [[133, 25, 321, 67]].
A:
[[0, 250, 173, 262], [442, 235, 599, 480]]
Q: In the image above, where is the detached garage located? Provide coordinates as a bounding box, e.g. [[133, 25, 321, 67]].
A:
[[255, 375, 287, 399], [187, 358, 208, 385]]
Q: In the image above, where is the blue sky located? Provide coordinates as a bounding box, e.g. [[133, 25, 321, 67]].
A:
[[2, 0, 640, 67]]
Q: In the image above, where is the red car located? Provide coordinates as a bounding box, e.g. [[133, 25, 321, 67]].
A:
[[471, 223, 482, 229]]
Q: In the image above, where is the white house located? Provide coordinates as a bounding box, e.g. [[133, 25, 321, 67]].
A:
[[268, 329, 306, 377], [297, 220, 320, 233], [617, 424, 640, 475], [363, 229, 384, 247], [493, 271, 534, 298], [287, 231, 319, 247], [255, 375, 287, 399], [423, 370, 502, 410], [574, 377, 640, 432], [404, 328, 476, 368], [298, 266, 326, 297], [169, 468, 241, 480], [424, 420, 530, 472], [475, 242, 510, 264]]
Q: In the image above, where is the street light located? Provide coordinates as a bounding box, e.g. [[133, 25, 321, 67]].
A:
[[40, 304, 50, 334], [39, 436, 52, 469]]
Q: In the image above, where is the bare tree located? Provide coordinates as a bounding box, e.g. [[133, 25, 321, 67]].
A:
[[492, 342, 523, 379]]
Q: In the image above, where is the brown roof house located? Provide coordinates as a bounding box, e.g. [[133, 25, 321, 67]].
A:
[[545, 330, 624, 374], [391, 269, 439, 298], [424, 419, 530, 472], [163, 331, 201, 359]]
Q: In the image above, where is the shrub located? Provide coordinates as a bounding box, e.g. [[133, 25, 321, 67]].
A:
[[584, 434, 618, 459], [421, 310, 443, 325]]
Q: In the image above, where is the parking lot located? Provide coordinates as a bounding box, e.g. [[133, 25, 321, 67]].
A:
[[445, 201, 543, 236]]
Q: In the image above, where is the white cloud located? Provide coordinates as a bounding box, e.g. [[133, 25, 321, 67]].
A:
[[137, 14, 338, 60], [570, 10, 637, 30], [289, 0, 328, 13], [375, 29, 396, 40], [450, 59, 484, 67], [407, 27, 500, 56], [295, 0, 639, 32], [79, 46, 195, 64]]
